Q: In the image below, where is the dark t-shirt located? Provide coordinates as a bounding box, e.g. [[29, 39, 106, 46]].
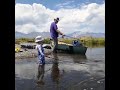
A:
[[50, 22, 58, 38]]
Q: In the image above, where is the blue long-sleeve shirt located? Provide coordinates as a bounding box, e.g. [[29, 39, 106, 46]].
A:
[[36, 44, 45, 64], [36, 44, 44, 56]]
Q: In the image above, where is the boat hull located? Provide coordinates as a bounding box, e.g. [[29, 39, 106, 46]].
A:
[[57, 44, 87, 55]]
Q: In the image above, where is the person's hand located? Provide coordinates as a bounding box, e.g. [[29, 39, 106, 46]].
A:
[[62, 34, 65, 38]]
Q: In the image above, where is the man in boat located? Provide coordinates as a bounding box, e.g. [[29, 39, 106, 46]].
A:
[[50, 17, 65, 53], [72, 40, 82, 46]]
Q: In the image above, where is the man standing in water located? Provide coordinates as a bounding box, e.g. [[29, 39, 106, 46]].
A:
[[50, 17, 65, 53]]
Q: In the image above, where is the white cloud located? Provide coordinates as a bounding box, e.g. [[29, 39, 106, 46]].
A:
[[15, 2, 105, 34]]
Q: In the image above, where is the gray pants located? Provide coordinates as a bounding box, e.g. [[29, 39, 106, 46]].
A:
[[52, 38, 58, 53], [37, 65, 45, 81]]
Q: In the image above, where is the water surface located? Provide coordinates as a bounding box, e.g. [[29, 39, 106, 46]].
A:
[[15, 47, 105, 90]]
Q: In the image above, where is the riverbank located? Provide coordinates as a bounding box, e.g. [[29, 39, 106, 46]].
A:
[[15, 43, 52, 59], [15, 37, 105, 46], [15, 48, 52, 59]]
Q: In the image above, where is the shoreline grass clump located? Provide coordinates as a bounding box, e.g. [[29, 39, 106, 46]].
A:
[[15, 37, 105, 47]]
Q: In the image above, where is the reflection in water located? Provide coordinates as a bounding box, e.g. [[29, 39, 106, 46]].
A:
[[15, 48, 105, 90], [51, 53, 60, 84], [36, 64, 45, 85], [71, 54, 87, 64]]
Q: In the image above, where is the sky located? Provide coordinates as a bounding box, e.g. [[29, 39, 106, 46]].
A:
[[15, 0, 105, 34]]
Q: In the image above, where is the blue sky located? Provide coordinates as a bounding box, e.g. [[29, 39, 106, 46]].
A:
[[16, 0, 104, 10], [15, 0, 105, 34]]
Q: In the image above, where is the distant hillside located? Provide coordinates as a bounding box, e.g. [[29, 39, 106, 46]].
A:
[[67, 31, 105, 38], [15, 31, 105, 39], [15, 32, 50, 39]]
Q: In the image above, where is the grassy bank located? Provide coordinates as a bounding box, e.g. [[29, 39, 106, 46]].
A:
[[15, 37, 105, 47], [15, 38, 51, 44]]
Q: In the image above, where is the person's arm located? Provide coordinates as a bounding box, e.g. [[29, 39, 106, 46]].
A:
[[53, 23, 65, 36], [56, 30, 64, 35], [38, 45, 44, 56]]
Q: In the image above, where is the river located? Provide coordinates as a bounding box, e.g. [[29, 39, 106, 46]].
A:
[[15, 47, 105, 90]]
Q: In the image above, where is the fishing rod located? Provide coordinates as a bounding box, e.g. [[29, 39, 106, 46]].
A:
[[64, 35, 80, 40], [58, 35, 75, 39], [58, 35, 83, 45]]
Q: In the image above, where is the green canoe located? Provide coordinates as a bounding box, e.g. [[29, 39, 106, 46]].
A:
[[56, 44, 87, 55]]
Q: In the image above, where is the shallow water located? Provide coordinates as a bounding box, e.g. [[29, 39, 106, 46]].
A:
[[15, 47, 105, 90]]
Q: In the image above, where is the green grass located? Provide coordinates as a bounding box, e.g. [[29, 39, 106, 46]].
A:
[[15, 38, 35, 44], [15, 37, 105, 47]]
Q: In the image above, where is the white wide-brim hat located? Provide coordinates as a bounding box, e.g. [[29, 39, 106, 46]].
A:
[[35, 36, 44, 43]]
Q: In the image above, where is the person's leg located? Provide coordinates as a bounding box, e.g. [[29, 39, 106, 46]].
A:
[[41, 56, 45, 65], [40, 65, 45, 80], [37, 64, 45, 84], [37, 65, 41, 80], [53, 38, 58, 53], [56, 38, 58, 51], [38, 55, 42, 65]]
